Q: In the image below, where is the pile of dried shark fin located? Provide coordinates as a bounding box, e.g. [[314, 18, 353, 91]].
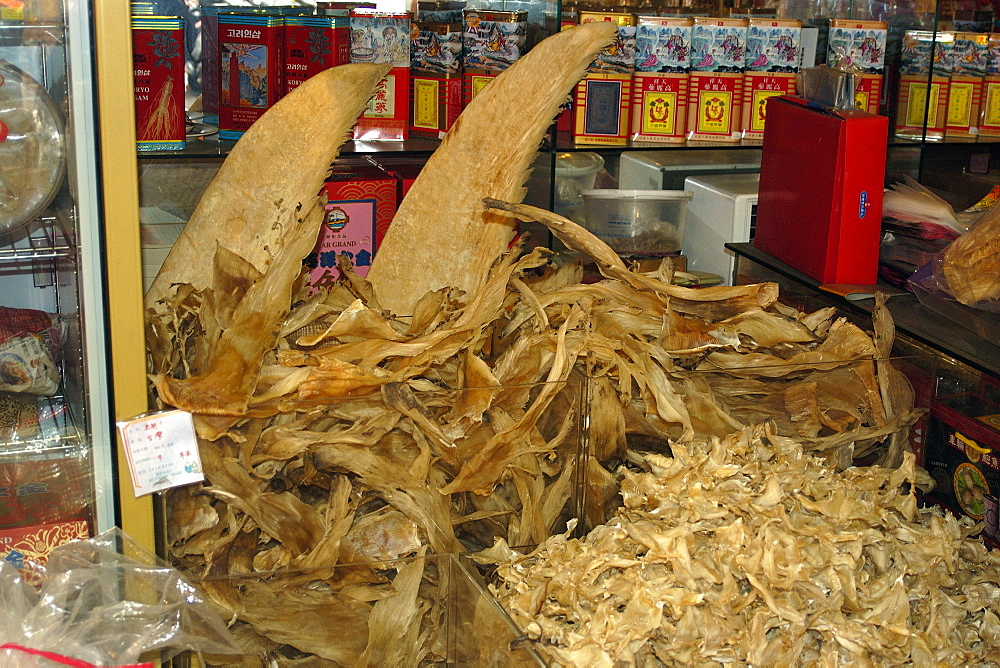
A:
[[144, 24, 921, 667], [484, 426, 994, 667]]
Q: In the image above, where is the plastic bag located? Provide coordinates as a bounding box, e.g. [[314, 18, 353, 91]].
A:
[[0, 306, 65, 396], [0, 529, 241, 667]]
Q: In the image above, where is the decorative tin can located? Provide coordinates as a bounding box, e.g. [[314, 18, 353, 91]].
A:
[[132, 15, 185, 152], [412, 20, 462, 74], [411, 21, 463, 137], [416, 0, 466, 23], [631, 16, 691, 143], [350, 9, 412, 140], [579, 10, 637, 74], [947, 32, 988, 138], [741, 18, 800, 140], [980, 33, 1000, 137], [573, 72, 632, 146], [130, 2, 156, 15], [462, 9, 526, 104], [687, 18, 746, 143], [199, 5, 224, 125], [896, 30, 952, 141], [218, 12, 285, 141], [462, 9, 526, 73], [284, 14, 350, 95], [827, 19, 887, 115]]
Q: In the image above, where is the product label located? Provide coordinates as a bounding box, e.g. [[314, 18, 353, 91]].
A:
[[584, 79, 623, 135], [641, 89, 677, 134], [472, 74, 493, 97], [413, 78, 440, 128], [132, 21, 185, 151], [697, 89, 733, 133], [984, 81, 1000, 126], [905, 81, 942, 127], [118, 409, 204, 497], [948, 81, 974, 126], [365, 74, 396, 117]]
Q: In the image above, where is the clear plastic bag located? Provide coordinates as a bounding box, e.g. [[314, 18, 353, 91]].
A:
[[0, 529, 240, 667]]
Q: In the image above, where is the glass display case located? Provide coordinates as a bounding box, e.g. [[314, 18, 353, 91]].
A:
[[0, 1, 118, 571]]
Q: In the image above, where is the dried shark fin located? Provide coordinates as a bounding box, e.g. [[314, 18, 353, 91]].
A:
[[367, 22, 617, 316], [147, 64, 391, 415], [146, 63, 391, 308]]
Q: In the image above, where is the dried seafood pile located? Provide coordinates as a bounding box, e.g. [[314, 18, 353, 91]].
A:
[[144, 24, 922, 666], [488, 426, 998, 666]]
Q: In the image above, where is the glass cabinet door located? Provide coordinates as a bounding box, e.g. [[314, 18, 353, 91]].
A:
[[1, 0, 116, 574]]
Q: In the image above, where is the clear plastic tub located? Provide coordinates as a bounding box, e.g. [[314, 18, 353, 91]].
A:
[[580, 189, 692, 256], [553, 151, 605, 222]]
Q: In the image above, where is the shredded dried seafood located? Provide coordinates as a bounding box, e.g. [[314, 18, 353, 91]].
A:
[[146, 32, 926, 666], [487, 425, 999, 667]]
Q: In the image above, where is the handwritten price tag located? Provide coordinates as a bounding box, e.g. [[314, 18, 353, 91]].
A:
[[117, 410, 204, 497]]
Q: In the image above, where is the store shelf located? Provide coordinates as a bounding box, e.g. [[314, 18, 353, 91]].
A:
[[727, 242, 1000, 379], [138, 134, 443, 160], [0, 394, 84, 456], [0, 216, 72, 263]]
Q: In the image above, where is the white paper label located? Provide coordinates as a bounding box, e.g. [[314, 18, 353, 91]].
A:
[[117, 409, 204, 497]]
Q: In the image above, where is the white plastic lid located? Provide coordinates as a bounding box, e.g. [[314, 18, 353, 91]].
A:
[[580, 189, 693, 200], [555, 151, 605, 177], [0, 60, 66, 235]]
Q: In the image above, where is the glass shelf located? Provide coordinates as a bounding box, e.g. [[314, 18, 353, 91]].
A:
[[0, 216, 72, 263], [137, 134, 443, 160]]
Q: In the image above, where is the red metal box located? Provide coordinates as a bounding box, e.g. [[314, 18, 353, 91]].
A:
[[754, 95, 887, 284]]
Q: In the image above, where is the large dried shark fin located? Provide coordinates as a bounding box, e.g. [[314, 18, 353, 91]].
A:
[[146, 63, 391, 308], [366, 22, 616, 316], [147, 64, 390, 415]]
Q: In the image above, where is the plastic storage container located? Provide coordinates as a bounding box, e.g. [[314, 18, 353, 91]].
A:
[[553, 151, 605, 222], [580, 189, 692, 256]]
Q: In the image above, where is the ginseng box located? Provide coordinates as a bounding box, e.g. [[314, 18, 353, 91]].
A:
[[284, 14, 350, 95], [896, 30, 952, 140], [631, 16, 692, 143], [132, 15, 185, 151], [573, 72, 633, 146], [219, 13, 285, 141], [687, 18, 747, 142], [947, 32, 988, 138], [980, 34, 1000, 137], [350, 10, 411, 140], [742, 18, 801, 140], [827, 19, 887, 115]]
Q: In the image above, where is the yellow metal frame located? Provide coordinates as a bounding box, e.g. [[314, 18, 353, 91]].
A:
[[93, 0, 155, 553]]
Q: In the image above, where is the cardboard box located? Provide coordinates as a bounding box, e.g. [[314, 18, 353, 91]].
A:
[[219, 13, 285, 141], [754, 96, 887, 285], [741, 18, 801, 140], [132, 15, 185, 152], [827, 19, 886, 115], [1, 520, 90, 579], [283, 14, 350, 95], [926, 390, 1000, 527], [896, 30, 951, 140], [306, 165, 397, 291], [947, 32, 988, 138], [980, 33, 1000, 137], [631, 16, 692, 143], [573, 72, 632, 146], [579, 10, 637, 74]]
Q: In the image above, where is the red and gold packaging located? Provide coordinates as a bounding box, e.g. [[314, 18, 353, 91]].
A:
[[283, 14, 350, 95], [687, 18, 746, 142], [980, 34, 1000, 137], [305, 163, 398, 291], [947, 32, 988, 138], [573, 72, 633, 146], [350, 9, 412, 141], [410, 21, 463, 137], [219, 13, 285, 141], [411, 74, 463, 137], [131, 15, 185, 152], [741, 18, 801, 140], [687, 72, 743, 142], [827, 19, 887, 115], [630, 16, 692, 143], [896, 30, 951, 140]]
